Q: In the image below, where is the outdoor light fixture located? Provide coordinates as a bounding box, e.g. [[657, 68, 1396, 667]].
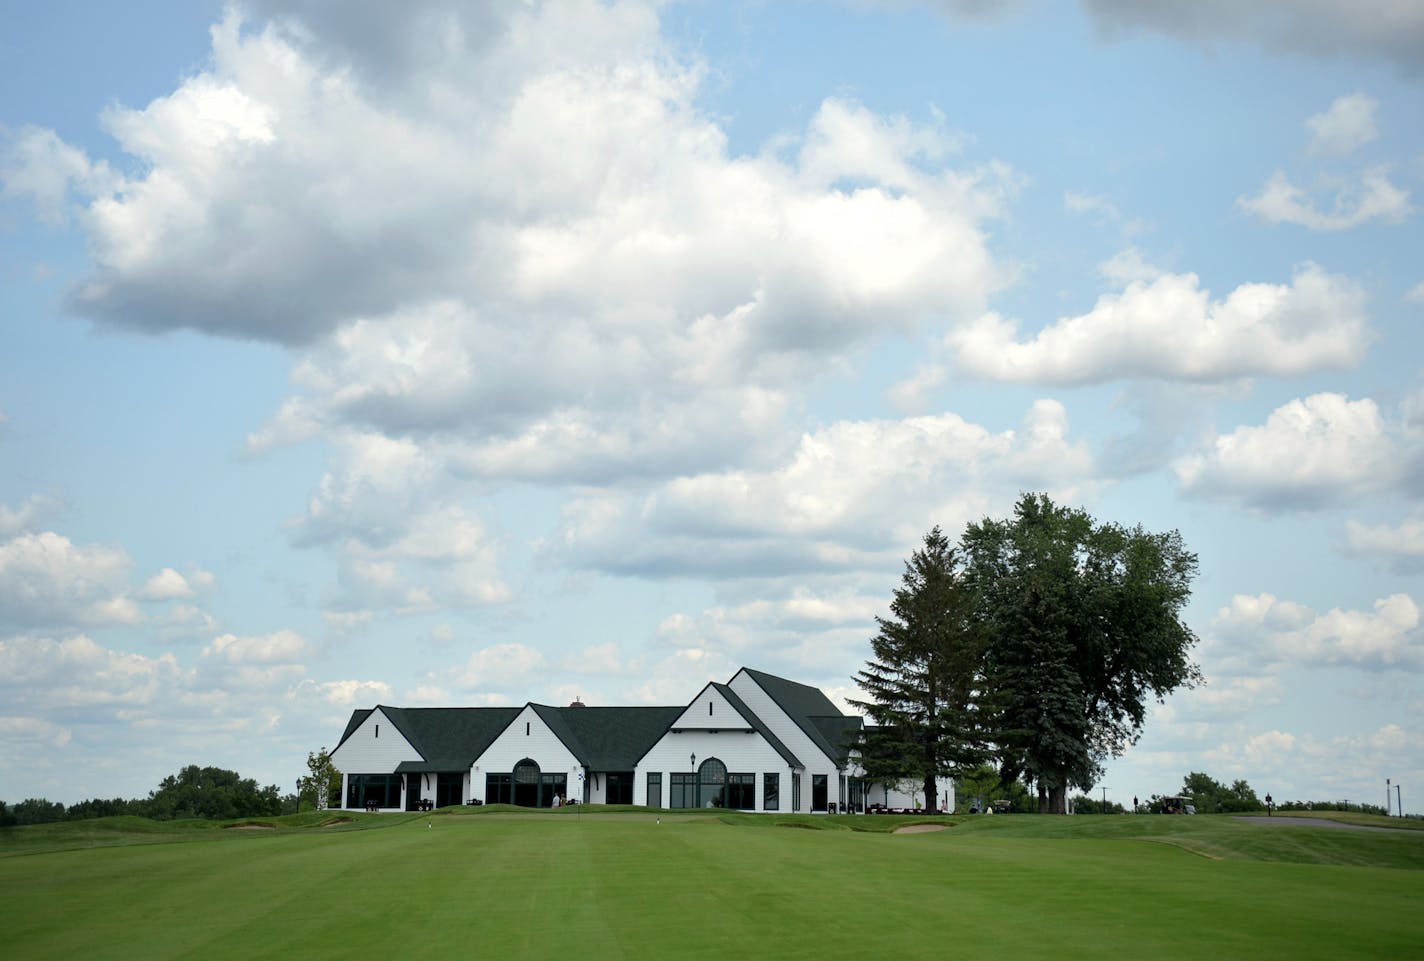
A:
[[690, 752, 696, 769]]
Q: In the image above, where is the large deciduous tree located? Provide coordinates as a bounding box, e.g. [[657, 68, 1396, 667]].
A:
[[1180, 772, 1263, 813], [850, 526, 988, 813], [145, 765, 286, 820], [961, 493, 1200, 813]]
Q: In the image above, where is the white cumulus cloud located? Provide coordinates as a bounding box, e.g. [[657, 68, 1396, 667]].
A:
[[950, 262, 1368, 385], [1240, 167, 1411, 231], [454, 643, 547, 691], [139, 568, 194, 601], [1213, 592, 1424, 672], [559, 400, 1093, 580], [1176, 392, 1413, 509], [0, 531, 139, 628], [0, 494, 63, 537], [1345, 518, 1424, 566], [204, 630, 309, 664], [1306, 92, 1379, 156]]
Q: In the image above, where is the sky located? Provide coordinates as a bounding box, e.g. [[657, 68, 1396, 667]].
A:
[[1, 0, 1421, 814]]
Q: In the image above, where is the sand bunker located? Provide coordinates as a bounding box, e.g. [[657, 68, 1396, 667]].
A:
[[893, 823, 947, 834]]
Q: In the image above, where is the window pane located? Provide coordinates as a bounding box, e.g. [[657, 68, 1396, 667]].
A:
[[727, 773, 755, 810], [670, 773, 696, 809], [436, 772, 463, 807], [764, 773, 779, 811], [485, 773, 513, 804], [698, 758, 728, 808], [605, 771, 634, 805], [347, 773, 402, 809]]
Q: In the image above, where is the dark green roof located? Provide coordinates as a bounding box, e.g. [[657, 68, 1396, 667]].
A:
[[712, 683, 803, 769], [532, 704, 684, 770], [809, 714, 864, 765], [739, 668, 848, 766], [336, 709, 374, 748], [335, 706, 521, 770]]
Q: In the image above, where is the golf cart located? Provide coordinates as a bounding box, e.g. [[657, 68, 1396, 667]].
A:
[[1161, 795, 1196, 815]]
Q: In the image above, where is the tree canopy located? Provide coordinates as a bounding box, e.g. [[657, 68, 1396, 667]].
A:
[[1178, 771, 1264, 813], [144, 765, 286, 821], [855, 494, 1200, 814], [961, 494, 1200, 813], [296, 747, 341, 811], [848, 526, 989, 812]]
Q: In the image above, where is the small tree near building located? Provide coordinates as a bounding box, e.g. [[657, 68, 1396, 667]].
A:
[[297, 748, 341, 811]]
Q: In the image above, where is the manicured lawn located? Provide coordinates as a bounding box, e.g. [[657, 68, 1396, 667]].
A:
[[3, 811, 1421, 960]]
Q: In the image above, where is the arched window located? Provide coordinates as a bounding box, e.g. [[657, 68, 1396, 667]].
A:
[[513, 758, 541, 808], [698, 757, 727, 808]]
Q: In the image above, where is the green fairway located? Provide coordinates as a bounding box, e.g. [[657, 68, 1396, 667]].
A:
[[4, 811, 1421, 961]]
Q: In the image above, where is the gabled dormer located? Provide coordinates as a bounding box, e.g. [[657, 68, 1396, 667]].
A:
[[669, 681, 755, 733], [330, 706, 423, 772], [665, 681, 802, 769]]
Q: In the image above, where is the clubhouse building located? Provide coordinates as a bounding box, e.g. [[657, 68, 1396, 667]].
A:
[[330, 666, 954, 814]]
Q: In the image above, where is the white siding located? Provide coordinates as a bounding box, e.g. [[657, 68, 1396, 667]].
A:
[[470, 705, 581, 803], [669, 685, 749, 731], [330, 708, 422, 810], [634, 729, 791, 811], [865, 778, 956, 813], [727, 670, 840, 812]]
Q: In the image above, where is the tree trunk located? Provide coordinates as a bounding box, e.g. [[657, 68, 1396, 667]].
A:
[[1035, 779, 1069, 813], [923, 774, 937, 813]]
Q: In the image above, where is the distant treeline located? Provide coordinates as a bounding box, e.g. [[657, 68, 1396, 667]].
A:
[[1, 765, 293, 826], [1072, 771, 1396, 816]]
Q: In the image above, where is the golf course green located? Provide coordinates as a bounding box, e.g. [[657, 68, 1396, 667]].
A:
[[4, 809, 1421, 960]]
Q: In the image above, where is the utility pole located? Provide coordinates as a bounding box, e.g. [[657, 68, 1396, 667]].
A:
[[1388, 778, 1392, 816], [1101, 786, 1108, 812]]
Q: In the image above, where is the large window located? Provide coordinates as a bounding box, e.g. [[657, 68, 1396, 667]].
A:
[[605, 771, 634, 805], [486, 773, 513, 805], [812, 774, 828, 812], [698, 758, 727, 808], [514, 759, 542, 808], [669, 773, 696, 809], [763, 773, 779, 811], [436, 772, 464, 807], [540, 772, 568, 806], [488, 761, 568, 808], [347, 774, 401, 810], [647, 772, 662, 809], [727, 773, 755, 810]]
